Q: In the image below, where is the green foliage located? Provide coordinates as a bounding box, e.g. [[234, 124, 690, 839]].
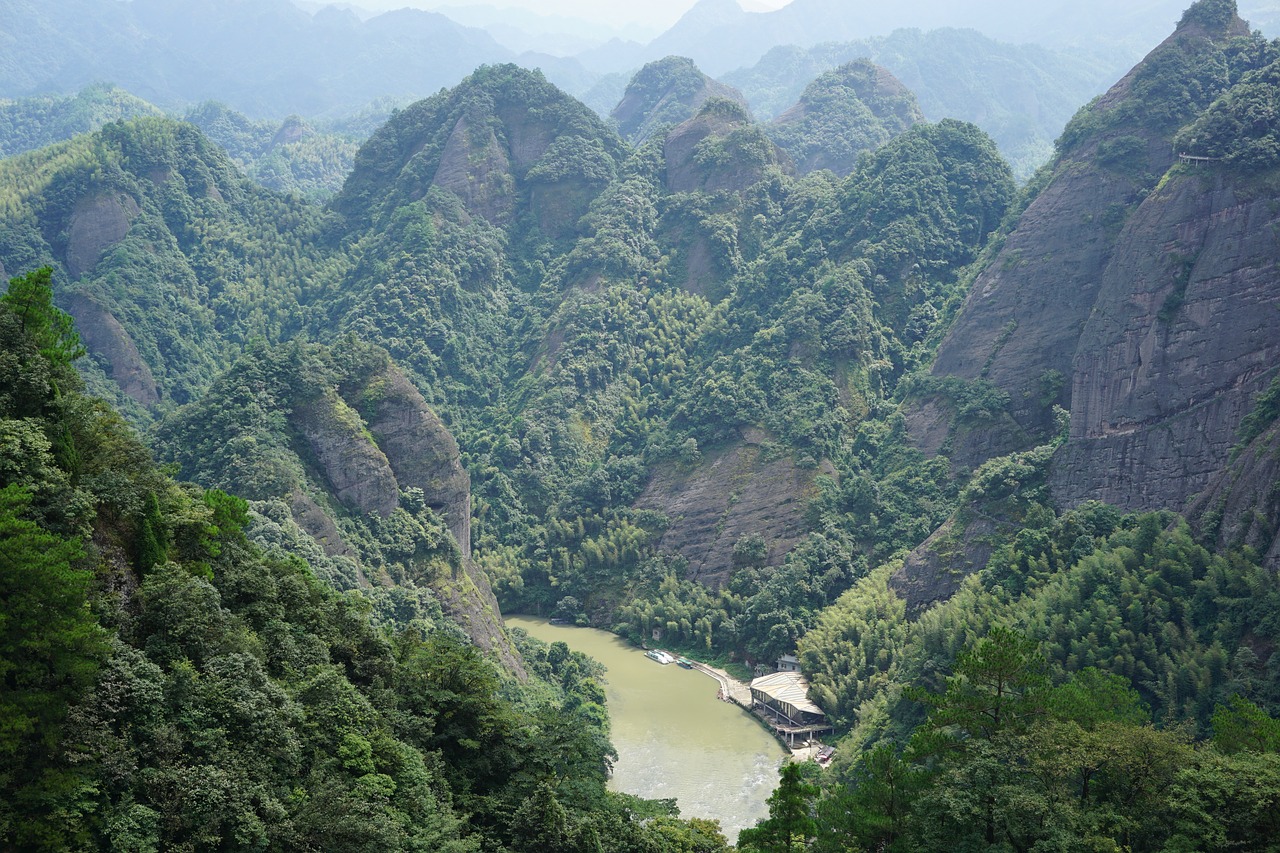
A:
[[738, 762, 819, 852], [2, 267, 85, 368], [788, 625, 1280, 853], [767, 59, 924, 176], [1180, 0, 1240, 31], [0, 84, 163, 159]]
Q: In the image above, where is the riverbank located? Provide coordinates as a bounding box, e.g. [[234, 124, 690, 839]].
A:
[[684, 659, 753, 706]]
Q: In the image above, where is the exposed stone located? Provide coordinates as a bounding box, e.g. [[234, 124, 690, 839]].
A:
[[431, 116, 516, 226], [1186, 418, 1280, 572], [889, 514, 1003, 615], [292, 389, 400, 518], [634, 430, 826, 588], [358, 365, 472, 556], [64, 293, 159, 406], [66, 194, 139, 278]]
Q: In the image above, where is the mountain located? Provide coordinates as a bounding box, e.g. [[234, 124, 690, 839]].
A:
[[611, 56, 749, 146], [623, 0, 1280, 77], [0, 84, 163, 158], [0, 269, 718, 851], [0, 0, 513, 117], [898, 0, 1280, 611], [767, 59, 924, 176], [724, 29, 1119, 180], [185, 101, 363, 200]]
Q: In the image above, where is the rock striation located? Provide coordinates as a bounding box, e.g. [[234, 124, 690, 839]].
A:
[[914, 5, 1275, 522]]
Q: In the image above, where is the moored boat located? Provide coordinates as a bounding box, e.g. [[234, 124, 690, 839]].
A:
[[645, 649, 675, 665]]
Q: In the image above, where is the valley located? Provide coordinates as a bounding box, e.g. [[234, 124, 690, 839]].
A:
[[1, 0, 1280, 850]]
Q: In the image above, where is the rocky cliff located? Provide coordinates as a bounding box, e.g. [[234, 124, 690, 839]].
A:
[[912, 3, 1275, 526], [634, 429, 829, 588]]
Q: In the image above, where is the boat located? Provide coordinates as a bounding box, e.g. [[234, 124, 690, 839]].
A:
[[644, 649, 675, 665], [676, 657, 694, 669]]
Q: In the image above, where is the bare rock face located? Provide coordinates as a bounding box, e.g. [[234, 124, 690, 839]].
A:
[[293, 389, 400, 518], [66, 194, 139, 278], [890, 515, 1002, 615], [64, 293, 160, 406], [634, 430, 825, 587], [431, 117, 516, 226], [913, 10, 1274, 520], [1186, 420, 1280, 572], [356, 365, 472, 557], [1048, 173, 1280, 513]]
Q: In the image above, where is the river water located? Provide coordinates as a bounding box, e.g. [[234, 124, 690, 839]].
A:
[[505, 616, 785, 843]]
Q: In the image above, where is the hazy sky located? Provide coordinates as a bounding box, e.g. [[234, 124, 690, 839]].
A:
[[348, 0, 794, 31]]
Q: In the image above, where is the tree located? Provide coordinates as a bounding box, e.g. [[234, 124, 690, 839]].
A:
[[0, 484, 107, 848], [912, 625, 1048, 741], [1, 268, 85, 369], [738, 762, 818, 852]]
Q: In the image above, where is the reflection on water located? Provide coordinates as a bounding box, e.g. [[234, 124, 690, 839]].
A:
[[505, 616, 785, 843]]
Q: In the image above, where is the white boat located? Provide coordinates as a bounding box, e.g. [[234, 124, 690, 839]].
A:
[[644, 649, 675, 665]]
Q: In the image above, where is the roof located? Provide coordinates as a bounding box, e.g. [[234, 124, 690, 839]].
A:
[[749, 671, 824, 716]]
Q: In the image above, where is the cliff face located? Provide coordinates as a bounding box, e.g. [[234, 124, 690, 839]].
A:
[[634, 429, 828, 588], [914, 7, 1274, 521], [1049, 172, 1280, 513]]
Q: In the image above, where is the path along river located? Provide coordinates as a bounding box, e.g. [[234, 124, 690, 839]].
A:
[[505, 616, 785, 843]]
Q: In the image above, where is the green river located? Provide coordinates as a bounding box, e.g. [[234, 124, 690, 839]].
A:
[[505, 616, 785, 843]]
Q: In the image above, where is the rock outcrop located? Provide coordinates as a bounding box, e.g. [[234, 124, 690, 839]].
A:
[[913, 5, 1271, 520], [351, 364, 473, 558], [64, 293, 159, 406], [634, 429, 827, 588], [66, 193, 139, 278]]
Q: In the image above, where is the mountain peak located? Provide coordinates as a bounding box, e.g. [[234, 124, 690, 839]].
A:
[[1177, 0, 1241, 34], [611, 56, 748, 145]]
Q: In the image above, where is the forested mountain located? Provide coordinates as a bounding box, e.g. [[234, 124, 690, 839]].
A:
[[0, 0, 512, 117], [611, 56, 750, 146], [0, 84, 163, 158], [723, 28, 1119, 180], [4, 0, 1280, 850], [767, 60, 924, 176]]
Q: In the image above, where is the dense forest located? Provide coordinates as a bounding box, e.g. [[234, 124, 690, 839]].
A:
[[4, 0, 1280, 850]]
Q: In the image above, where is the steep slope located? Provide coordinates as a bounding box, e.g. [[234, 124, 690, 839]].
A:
[[611, 55, 749, 145], [154, 340, 519, 667], [0, 116, 339, 422], [767, 59, 923, 176], [905, 0, 1280, 566]]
